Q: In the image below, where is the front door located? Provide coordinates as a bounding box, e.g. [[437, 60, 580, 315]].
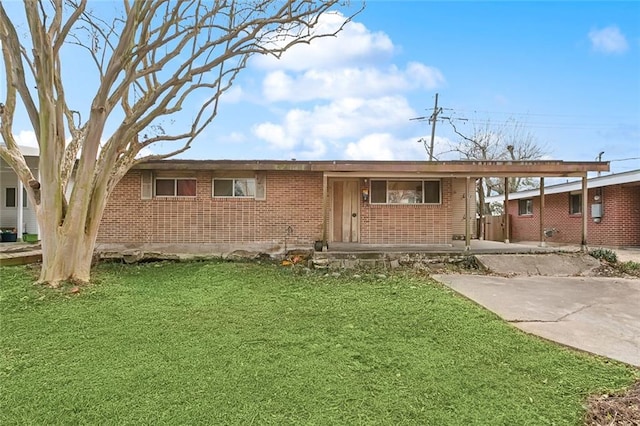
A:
[[332, 180, 359, 242]]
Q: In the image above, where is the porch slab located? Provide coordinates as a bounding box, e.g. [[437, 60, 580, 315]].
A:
[[0, 242, 42, 266]]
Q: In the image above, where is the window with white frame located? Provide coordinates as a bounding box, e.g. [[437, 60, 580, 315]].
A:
[[154, 178, 197, 197], [518, 199, 533, 215], [213, 178, 256, 198], [4, 187, 28, 208], [569, 192, 582, 215], [370, 180, 441, 204]]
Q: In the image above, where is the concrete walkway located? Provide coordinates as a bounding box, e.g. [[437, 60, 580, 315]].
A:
[[434, 273, 640, 367]]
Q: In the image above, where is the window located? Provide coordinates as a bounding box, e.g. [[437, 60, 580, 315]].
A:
[[518, 199, 533, 215], [569, 193, 582, 215], [4, 187, 28, 208], [5, 188, 15, 207], [213, 178, 256, 198], [370, 180, 441, 204], [154, 178, 196, 197]]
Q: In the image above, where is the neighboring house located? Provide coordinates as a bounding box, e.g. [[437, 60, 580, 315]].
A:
[[0, 146, 39, 239], [486, 169, 640, 248], [96, 160, 608, 254]]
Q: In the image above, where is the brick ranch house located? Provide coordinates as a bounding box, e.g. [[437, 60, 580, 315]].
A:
[[486, 169, 640, 248], [91, 159, 609, 255]]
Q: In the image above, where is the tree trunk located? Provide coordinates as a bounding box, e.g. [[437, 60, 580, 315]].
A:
[[37, 212, 96, 286]]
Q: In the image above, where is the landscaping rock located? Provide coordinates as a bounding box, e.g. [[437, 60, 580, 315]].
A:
[[122, 250, 144, 264]]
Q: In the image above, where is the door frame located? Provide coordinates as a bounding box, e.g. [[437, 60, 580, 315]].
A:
[[329, 179, 361, 243]]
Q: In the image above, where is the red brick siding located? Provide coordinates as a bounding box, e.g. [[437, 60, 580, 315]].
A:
[[507, 184, 640, 247], [98, 170, 323, 245], [359, 178, 452, 244], [99, 172, 456, 246]]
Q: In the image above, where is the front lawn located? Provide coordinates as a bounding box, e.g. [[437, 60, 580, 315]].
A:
[[1, 261, 637, 425]]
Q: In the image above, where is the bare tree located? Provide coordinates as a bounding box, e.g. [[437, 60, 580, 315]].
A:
[[0, 0, 362, 286], [446, 117, 548, 237]]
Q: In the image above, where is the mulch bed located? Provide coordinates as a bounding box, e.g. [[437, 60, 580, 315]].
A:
[[585, 380, 640, 425]]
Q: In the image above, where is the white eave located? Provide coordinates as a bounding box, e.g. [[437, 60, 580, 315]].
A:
[[486, 169, 640, 203], [0, 143, 39, 157]]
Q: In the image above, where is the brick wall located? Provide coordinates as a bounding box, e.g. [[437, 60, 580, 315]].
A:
[[99, 172, 457, 247], [98, 170, 324, 245], [507, 184, 640, 247], [359, 178, 452, 245]]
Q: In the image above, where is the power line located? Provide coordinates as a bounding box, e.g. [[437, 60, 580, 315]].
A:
[[441, 118, 636, 131], [609, 157, 640, 162], [450, 108, 638, 121]]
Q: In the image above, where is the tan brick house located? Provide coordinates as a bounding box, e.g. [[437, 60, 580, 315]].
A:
[[487, 169, 640, 248], [95, 159, 609, 255]]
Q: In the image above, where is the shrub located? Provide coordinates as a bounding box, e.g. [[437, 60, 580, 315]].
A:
[[589, 248, 618, 264]]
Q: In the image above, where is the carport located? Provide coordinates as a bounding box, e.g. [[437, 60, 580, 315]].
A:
[[318, 160, 610, 251]]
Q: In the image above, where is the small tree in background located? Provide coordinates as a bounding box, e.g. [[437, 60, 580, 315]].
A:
[[0, 0, 361, 286], [447, 117, 548, 237]]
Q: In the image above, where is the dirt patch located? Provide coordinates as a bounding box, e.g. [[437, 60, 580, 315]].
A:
[[585, 381, 640, 425], [591, 262, 640, 279]]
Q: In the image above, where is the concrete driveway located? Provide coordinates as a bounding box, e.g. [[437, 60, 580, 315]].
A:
[[433, 274, 640, 367]]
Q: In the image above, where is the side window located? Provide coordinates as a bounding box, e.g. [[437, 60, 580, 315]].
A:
[[518, 199, 533, 215], [569, 193, 582, 215], [213, 178, 256, 198], [5, 188, 16, 207], [154, 178, 197, 197]]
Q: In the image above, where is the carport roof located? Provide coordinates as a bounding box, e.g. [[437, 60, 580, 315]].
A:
[[134, 159, 609, 177]]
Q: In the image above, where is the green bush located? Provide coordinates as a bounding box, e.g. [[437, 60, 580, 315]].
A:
[[589, 248, 618, 263], [619, 261, 640, 276]]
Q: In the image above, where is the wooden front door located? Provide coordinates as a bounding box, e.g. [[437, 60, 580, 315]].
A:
[[332, 180, 360, 243]]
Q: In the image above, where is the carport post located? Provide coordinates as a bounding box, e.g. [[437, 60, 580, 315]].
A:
[[321, 173, 328, 250], [581, 173, 588, 252], [503, 177, 510, 244], [539, 177, 545, 247], [465, 176, 471, 251]]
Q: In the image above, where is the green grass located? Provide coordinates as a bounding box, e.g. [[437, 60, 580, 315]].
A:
[[1, 261, 637, 425]]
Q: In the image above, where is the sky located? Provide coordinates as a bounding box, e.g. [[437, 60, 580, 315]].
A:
[[6, 1, 640, 175]]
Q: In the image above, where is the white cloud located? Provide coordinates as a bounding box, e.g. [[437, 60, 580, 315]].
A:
[[247, 14, 447, 161], [345, 133, 437, 161], [252, 96, 431, 160], [254, 121, 295, 149], [14, 130, 38, 148], [588, 26, 629, 54], [345, 133, 398, 160], [227, 131, 246, 143], [263, 62, 444, 102], [254, 95, 415, 149], [252, 12, 394, 72], [220, 85, 245, 104]]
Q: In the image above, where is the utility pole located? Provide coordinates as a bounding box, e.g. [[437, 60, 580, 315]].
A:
[[596, 151, 604, 177], [428, 93, 443, 161], [410, 93, 447, 161]]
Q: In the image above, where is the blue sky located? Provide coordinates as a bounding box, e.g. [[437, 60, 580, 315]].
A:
[[7, 1, 640, 175]]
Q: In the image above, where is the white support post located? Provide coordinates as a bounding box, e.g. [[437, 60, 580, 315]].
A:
[[17, 179, 24, 239]]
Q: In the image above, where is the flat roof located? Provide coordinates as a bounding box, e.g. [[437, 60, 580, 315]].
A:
[[134, 159, 609, 177], [486, 169, 640, 202]]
